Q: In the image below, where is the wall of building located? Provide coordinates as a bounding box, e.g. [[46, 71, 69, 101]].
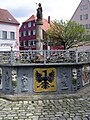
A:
[[19, 21, 36, 50], [0, 64, 90, 94], [0, 23, 19, 51], [71, 0, 90, 35]]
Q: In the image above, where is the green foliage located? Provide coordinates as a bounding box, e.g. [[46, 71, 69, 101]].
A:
[[64, 21, 85, 49], [12, 80, 17, 87], [46, 20, 86, 49], [72, 78, 77, 85]]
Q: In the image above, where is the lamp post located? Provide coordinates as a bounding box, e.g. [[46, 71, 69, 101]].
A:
[[10, 45, 13, 51], [10, 45, 13, 64], [74, 44, 78, 63]]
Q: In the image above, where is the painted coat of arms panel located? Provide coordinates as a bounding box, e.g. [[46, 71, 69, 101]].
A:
[[34, 68, 56, 92]]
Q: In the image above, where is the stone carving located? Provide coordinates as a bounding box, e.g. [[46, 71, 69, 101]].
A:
[[11, 70, 17, 88], [72, 68, 77, 85], [61, 72, 68, 90], [21, 74, 28, 92], [82, 65, 90, 86], [5, 71, 10, 89], [72, 68, 82, 91]]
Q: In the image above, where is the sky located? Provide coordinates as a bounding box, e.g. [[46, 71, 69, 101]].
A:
[[0, 0, 81, 24]]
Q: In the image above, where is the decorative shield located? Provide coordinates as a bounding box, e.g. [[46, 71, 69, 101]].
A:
[[34, 68, 56, 92]]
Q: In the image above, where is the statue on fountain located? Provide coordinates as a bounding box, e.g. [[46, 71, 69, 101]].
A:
[[36, 3, 43, 21]]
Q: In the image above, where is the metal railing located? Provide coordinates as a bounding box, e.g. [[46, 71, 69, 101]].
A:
[[0, 50, 90, 65]]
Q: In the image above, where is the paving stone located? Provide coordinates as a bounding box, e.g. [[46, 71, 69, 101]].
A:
[[39, 118, 49, 120], [45, 114, 55, 118], [26, 113, 33, 116], [67, 118, 72, 120], [83, 118, 89, 120], [42, 112, 48, 115], [0, 87, 90, 120], [32, 116, 39, 120]]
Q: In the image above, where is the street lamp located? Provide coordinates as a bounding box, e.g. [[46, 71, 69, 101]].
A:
[[10, 45, 13, 51]]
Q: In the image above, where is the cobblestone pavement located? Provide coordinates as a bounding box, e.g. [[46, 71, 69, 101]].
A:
[[0, 86, 90, 120]]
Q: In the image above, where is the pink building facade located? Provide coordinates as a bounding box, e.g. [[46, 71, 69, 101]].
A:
[[71, 0, 90, 35]]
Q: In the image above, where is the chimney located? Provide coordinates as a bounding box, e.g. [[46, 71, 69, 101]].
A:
[[48, 16, 50, 24]]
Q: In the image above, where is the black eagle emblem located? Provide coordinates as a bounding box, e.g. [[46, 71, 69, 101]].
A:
[[35, 70, 55, 89]]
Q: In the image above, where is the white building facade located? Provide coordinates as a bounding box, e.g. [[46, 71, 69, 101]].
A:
[[0, 8, 19, 51], [0, 23, 19, 51]]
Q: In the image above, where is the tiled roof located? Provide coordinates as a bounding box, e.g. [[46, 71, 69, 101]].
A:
[[24, 15, 37, 23], [42, 18, 51, 31], [23, 15, 51, 31], [0, 8, 19, 25]]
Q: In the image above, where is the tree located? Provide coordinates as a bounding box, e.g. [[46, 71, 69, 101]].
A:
[[45, 20, 86, 49]]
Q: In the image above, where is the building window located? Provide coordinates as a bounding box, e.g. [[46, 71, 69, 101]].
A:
[[2, 31, 7, 39], [80, 15, 82, 20], [23, 31, 26, 36], [31, 30, 33, 35], [86, 14, 88, 19], [23, 41, 26, 46], [86, 24, 88, 29], [20, 41, 23, 46], [33, 23, 35, 26], [33, 30, 36, 35], [33, 40, 36, 45], [28, 41, 31, 46], [80, 4, 88, 11], [10, 32, 15, 40], [31, 41, 33, 45], [83, 24, 90, 29], [84, 5, 88, 10], [28, 30, 31, 36], [83, 25, 86, 29], [28, 22, 32, 27], [25, 41, 28, 46], [28, 40, 34, 46], [80, 14, 88, 20]]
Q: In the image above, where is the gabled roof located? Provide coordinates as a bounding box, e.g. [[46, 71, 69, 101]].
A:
[[0, 8, 19, 25], [71, 0, 90, 20], [23, 14, 51, 31], [24, 15, 36, 23], [42, 18, 51, 31]]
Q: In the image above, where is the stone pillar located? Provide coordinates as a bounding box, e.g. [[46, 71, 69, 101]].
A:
[[36, 20, 43, 52]]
